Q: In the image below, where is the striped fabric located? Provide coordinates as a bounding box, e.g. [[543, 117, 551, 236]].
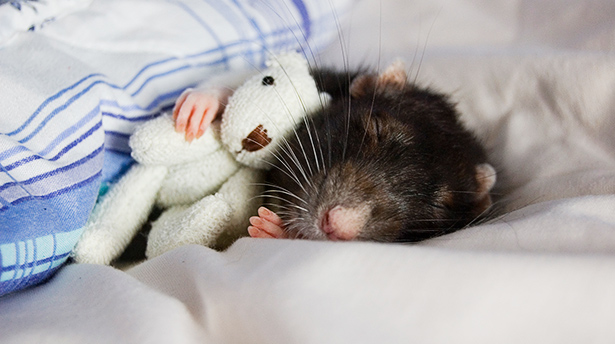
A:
[[0, 0, 352, 296]]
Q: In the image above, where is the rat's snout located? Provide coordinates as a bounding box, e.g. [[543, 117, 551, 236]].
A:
[[241, 124, 271, 152], [319, 205, 370, 241]]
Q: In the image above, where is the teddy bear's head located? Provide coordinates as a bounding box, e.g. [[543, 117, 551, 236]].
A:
[[220, 52, 330, 169]]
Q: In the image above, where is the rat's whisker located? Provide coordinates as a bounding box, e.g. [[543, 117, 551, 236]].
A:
[[256, 153, 308, 195], [261, 188, 309, 206], [412, 5, 442, 85], [262, 194, 309, 213], [232, 51, 319, 190], [254, 5, 330, 177], [236, 93, 317, 192]]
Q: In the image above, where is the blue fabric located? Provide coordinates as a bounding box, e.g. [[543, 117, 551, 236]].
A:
[[0, 0, 352, 296]]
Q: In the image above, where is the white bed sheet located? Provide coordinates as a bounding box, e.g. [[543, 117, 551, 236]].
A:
[[3, 0, 615, 343]]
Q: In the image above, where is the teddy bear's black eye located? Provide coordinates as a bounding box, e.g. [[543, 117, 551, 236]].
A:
[[262, 76, 275, 86]]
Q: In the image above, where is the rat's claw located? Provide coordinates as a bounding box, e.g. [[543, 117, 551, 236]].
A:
[[248, 210, 287, 239], [174, 94, 196, 135], [172, 88, 192, 120], [248, 226, 277, 239], [172, 89, 221, 141], [197, 106, 219, 139], [186, 100, 207, 141], [258, 207, 284, 227]]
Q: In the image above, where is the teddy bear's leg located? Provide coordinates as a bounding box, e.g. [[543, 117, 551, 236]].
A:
[[145, 166, 265, 257], [157, 149, 240, 208], [212, 167, 266, 248], [145, 196, 233, 259], [73, 164, 168, 265]]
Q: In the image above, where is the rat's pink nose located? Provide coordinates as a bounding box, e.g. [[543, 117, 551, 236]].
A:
[[319, 205, 369, 241]]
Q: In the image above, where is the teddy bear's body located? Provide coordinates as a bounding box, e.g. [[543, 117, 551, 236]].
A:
[[73, 52, 329, 264]]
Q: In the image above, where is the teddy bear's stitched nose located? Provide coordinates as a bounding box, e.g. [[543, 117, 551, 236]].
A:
[[242, 124, 272, 152]]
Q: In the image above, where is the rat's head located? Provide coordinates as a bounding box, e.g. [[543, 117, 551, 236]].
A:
[[266, 62, 496, 242], [220, 51, 330, 169]]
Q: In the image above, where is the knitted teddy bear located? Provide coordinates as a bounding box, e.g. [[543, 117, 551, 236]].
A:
[[73, 52, 330, 264]]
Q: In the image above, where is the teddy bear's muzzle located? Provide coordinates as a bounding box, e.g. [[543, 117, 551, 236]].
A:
[[241, 124, 272, 152]]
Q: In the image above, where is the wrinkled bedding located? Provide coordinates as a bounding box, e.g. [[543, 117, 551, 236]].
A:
[[2, 0, 615, 343]]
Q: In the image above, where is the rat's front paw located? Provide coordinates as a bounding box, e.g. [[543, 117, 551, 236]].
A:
[[173, 88, 222, 141], [248, 207, 288, 239]]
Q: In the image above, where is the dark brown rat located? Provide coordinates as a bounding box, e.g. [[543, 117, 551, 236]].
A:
[[260, 61, 496, 242]]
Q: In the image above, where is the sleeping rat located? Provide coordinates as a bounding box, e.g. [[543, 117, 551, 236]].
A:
[[174, 61, 496, 243]]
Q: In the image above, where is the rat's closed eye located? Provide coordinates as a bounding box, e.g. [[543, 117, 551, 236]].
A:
[[371, 116, 382, 141], [365, 112, 385, 142]]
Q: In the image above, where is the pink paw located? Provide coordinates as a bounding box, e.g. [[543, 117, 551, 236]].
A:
[[248, 207, 288, 239], [172, 88, 222, 141]]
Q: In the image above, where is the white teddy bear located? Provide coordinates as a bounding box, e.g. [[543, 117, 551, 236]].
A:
[[73, 52, 330, 264]]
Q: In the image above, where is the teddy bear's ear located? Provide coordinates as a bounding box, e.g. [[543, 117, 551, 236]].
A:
[[350, 60, 408, 98], [319, 92, 332, 107]]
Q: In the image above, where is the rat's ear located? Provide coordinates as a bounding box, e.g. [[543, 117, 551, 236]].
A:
[[350, 74, 376, 98], [473, 163, 497, 216], [350, 60, 408, 98], [377, 60, 407, 90]]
